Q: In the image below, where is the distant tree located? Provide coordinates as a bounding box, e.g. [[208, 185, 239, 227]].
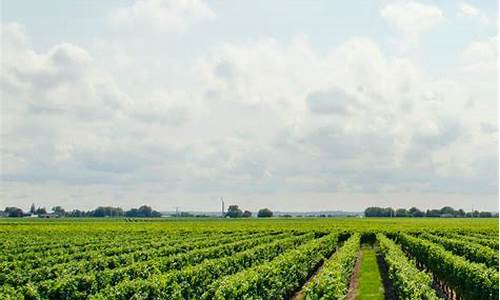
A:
[[29, 203, 36, 215], [365, 207, 384, 217], [35, 207, 47, 215], [426, 209, 441, 217], [479, 211, 492, 218], [226, 205, 243, 218], [68, 209, 85, 217], [242, 210, 252, 218], [395, 208, 408, 217], [408, 207, 424, 217], [5, 207, 24, 217], [137, 205, 153, 217], [89, 206, 124, 217], [440, 206, 456, 216], [125, 208, 139, 217], [257, 208, 273, 218], [472, 210, 480, 218], [52, 206, 66, 216], [124, 206, 161, 218], [383, 207, 395, 217], [365, 207, 395, 217], [457, 209, 466, 217]]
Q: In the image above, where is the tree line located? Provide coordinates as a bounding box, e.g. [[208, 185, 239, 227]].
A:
[[225, 205, 273, 218], [2, 204, 162, 218], [364, 206, 497, 218]]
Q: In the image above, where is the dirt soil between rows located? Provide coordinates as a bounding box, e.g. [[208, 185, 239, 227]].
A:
[[345, 251, 362, 300]]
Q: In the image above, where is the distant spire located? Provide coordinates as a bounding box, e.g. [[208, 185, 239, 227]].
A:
[[221, 197, 225, 217]]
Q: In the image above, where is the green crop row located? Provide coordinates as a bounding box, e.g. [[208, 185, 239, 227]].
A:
[[303, 233, 360, 300], [418, 232, 498, 269], [377, 234, 438, 300], [396, 233, 499, 300], [208, 232, 340, 299], [90, 233, 316, 299], [0, 231, 274, 287]]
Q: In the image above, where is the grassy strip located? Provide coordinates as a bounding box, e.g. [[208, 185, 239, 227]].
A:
[[355, 247, 384, 300], [303, 233, 360, 299], [377, 234, 439, 300]]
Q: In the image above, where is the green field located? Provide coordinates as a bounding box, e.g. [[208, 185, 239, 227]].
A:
[[355, 247, 384, 300], [0, 218, 498, 299]]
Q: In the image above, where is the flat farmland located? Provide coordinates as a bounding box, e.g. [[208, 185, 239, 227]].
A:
[[0, 218, 498, 299]]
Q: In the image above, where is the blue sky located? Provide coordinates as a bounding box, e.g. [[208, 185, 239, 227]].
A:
[[1, 0, 498, 211]]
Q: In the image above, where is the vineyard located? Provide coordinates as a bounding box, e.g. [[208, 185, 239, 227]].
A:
[[0, 218, 498, 299]]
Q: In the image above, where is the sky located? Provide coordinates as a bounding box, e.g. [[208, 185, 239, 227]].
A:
[[1, 0, 498, 212]]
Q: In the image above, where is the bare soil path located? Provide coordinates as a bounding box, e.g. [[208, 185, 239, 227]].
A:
[[345, 251, 362, 300]]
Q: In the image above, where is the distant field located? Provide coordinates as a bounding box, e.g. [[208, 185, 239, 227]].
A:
[[0, 218, 498, 299]]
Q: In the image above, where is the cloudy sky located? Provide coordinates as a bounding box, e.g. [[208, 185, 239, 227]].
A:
[[1, 0, 498, 212]]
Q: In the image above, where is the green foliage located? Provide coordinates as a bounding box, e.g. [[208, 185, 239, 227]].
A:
[[396, 233, 499, 300], [418, 232, 498, 268], [377, 234, 438, 300], [304, 234, 360, 299], [225, 205, 243, 218], [212, 233, 339, 299], [257, 208, 273, 217], [0, 218, 498, 299]]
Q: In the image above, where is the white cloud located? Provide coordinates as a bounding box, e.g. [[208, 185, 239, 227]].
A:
[[457, 2, 490, 25], [110, 0, 215, 32], [461, 37, 497, 66], [458, 2, 479, 17], [194, 35, 496, 195], [381, 1, 443, 43], [306, 88, 359, 115], [1, 16, 497, 210]]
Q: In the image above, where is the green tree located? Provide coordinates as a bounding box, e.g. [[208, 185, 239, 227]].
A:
[[257, 208, 273, 218], [137, 205, 153, 217], [383, 207, 395, 217], [225, 205, 243, 218], [408, 207, 424, 217], [395, 208, 408, 217], [479, 211, 492, 218], [35, 207, 47, 215], [364, 207, 384, 217], [5, 207, 24, 217], [440, 206, 456, 216], [125, 208, 139, 217], [52, 206, 65, 216], [242, 210, 252, 218], [426, 209, 441, 217]]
